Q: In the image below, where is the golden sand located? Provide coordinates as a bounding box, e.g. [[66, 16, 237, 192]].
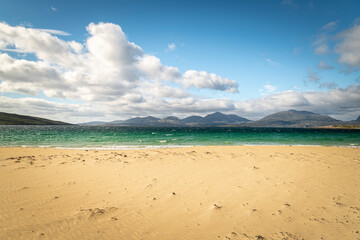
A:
[[0, 146, 359, 240]]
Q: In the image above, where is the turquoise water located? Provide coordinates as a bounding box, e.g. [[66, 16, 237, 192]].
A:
[[0, 125, 359, 149]]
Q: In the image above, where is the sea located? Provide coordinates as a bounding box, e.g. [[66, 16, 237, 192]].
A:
[[0, 125, 359, 149]]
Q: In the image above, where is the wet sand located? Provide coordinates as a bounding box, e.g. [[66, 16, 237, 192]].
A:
[[0, 146, 359, 239]]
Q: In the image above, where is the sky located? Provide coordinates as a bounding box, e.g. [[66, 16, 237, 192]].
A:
[[0, 0, 359, 123]]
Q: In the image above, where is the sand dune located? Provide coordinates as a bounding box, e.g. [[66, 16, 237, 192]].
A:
[[0, 146, 359, 239]]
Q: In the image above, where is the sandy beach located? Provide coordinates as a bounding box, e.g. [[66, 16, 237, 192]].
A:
[[0, 146, 359, 240]]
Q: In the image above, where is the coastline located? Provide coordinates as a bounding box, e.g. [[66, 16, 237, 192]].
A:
[[1, 145, 359, 239], [1, 142, 359, 150]]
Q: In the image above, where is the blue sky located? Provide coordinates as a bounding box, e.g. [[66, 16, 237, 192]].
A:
[[0, 0, 359, 122]]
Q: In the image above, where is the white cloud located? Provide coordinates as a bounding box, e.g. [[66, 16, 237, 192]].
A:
[[51, 7, 57, 11], [148, 83, 190, 99], [0, 22, 359, 122], [0, 48, 28, 53], [181, 70, 238, 93], [0, 53, 69, 96], [312, 21, 360, 72], [335, 24, 360, 71], [235, 84, 360, 121], [136, 55, 181, 81], [0, 22, 239, 115], [0, 22, 237, 99], [317, 61, 334, 70], [259, 84, 277, 95], [37, 29, 70, 36], [1, 84, 359, 122], [0, 22, 81, 68]]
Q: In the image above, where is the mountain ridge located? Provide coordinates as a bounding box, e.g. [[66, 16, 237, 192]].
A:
[[0, 112, 70, 125], [79, 110, 352, 128], [2, 110, 358, 128], [246, 110, 341, 128]]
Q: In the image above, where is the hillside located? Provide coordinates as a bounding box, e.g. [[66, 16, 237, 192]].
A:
[[97, 112, 251, 126], [248, 110, 341, 128], [201, 112, 250, 124], [78, 110, 353, 128], [0, 112, 70, 125]]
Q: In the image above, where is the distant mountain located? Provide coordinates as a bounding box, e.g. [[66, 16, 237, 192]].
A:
[[357, 115, 360, 121], [82, 112, 251, 126], [181, 115, 204, 124], [158, 116, 181, 125], [247, 110, 341, 128], [0, 112, 70, 125], [202, 112, 250, 124], [78, 121, 107, 126], [122, 116, 160, 126], [78, 110, 352, 128], [180, 112, 250, 126]]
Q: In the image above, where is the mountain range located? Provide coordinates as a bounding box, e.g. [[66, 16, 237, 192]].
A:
[[1, 110, 359, 128], [247, 110, 342, 128], [80, 110, 360, 128]]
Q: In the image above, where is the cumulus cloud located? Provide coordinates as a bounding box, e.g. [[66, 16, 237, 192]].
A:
[[335, 24, 360, 71], [136, 55, 181, 81], [1, 84, 359, 122], [0, 22, 238, 105], [149, 84, 190, 99], [0, 22, 359, 122], [235, 84, 360, 120], [0, 22, 82, 68], [0, 53, 70, 96], [181, 70, 238, 93], [312, 21, 360, 72]]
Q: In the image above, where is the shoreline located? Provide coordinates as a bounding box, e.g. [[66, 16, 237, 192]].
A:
[[0, 142, 359, 150], [1, 145, 359, 239]]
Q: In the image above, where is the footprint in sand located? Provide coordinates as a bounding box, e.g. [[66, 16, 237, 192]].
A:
[[79, 207, 118, 220], [212, 203, 223, 209]]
